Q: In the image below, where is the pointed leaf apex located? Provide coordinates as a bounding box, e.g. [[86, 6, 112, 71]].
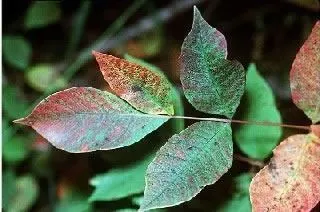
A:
[[193, 6, 199, 14], [92, 50, 104, 58], [13, 117, 31, 126], [192, 6, 202, 24]]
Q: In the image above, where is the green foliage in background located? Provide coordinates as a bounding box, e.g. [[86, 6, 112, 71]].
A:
[[24, 1, 61, 29], [235, 64, 282, 160], [25, 64, 67, 92], [3, 1, 318, 211], [3, 36, 32, 70], [217, 174, 252, 212]]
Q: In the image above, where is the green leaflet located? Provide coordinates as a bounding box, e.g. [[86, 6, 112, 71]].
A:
[[140, 121, 233, 211], [89, 154, 153, 202], [24, 1, 61, 29], [180, 7, 245, 118], [217, 173, 252, 212], [14, 87, 168, 153], [124, 54, 184, 132], [235, 64, 282, 160], [3, 36, 32, 70]]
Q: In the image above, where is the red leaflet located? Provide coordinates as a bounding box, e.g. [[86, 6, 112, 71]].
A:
[[14, 87, 167, 153], [250, 133, 320, 212], [311, 124, 320, 137], [290, 21, 320, 123], [93, 51, 174, 115]]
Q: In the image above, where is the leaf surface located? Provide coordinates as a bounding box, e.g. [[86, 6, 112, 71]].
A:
[[124, 54, 184, 132], [250, 133, 320, 211], [311, 124, 320, 137], [140, 121, 233, 210], [89, 154, 153, 201], [180, 7, 245, 118], [93, 51, 174, 115], [290, 21, 320, 123], [14, 87, 168, 153], [235, 64, 282, 159]]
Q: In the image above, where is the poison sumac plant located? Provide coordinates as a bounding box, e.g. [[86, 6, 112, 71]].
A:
[[15, 7, 320, 212]]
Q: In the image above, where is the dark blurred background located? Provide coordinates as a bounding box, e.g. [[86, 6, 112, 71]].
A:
[[2, 0, 319, 211]]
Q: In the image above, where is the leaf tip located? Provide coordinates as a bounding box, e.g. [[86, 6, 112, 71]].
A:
[[193, 5, 199, 13], [92, 50, 102, 58], [192, 6, 202, 23], [13, 117, 31, 126]]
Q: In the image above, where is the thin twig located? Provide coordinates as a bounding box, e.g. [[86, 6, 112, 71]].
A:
[[234, 154, 265, 168], [120, 113, 310, 131], [95, 0, 208, 53]]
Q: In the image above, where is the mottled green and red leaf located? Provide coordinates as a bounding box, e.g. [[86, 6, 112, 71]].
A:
[[14, 87, 167, 153], [290, 21, 320, 123], [140, 121, 233, 211], [180, 7, 245, 118], [93, 51, 174, 115], [250, 133, 320, 211]]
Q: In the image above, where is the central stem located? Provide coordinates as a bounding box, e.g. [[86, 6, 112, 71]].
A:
[[138, 114, 311, 131]]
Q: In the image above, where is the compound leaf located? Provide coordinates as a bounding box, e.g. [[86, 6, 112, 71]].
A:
[[235, 64, 282, 160], [140, 121, 233, 211], [250, 133, 320, 211], [14, 87, 168, 153], [89, 154, 153, 202], [93, 51, 174, 115], [290, 21, 320, 123], [180, 7, 245, 118]]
